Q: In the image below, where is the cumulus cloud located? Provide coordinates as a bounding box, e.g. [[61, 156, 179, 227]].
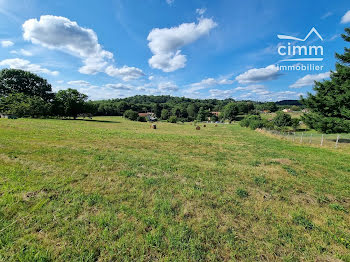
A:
[[235, 65, 281, 84], [22, 15, 143, 80], [10, 49, 33, 56], [196, 8, 206, 15], [105, 83, 132, 90], [189, 77, 233, 92], [0, 58, 59, 76], [158, 81, 179, 91], [1, 40, 14, 47], [147, 18, 217, 72], [209, 89, 235, 99], [289, 72, 330, 88], [105, 65, 145, 81], [67, 80, 91, 87], [341, 10, 350, 24]]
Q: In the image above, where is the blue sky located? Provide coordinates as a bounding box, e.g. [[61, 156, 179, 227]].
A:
[[0, 0, 349, 101]]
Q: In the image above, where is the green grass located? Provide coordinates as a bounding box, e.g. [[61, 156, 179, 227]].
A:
[[0, 117, 349, 261]]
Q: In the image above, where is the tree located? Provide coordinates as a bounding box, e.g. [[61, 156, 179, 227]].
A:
[[291, 118, 300, 131], [223, 103, 239, 121], [123, 110, 138, 121], [273, 112, 292, 128], [187, 104, 197, 118], [196, 107, 207, 121], [301, 28, 350, 133], [161, 109, 169, 120], [168, 116, 177, 123], [0, 69, 54, 101], [53, 89, 88, 119]]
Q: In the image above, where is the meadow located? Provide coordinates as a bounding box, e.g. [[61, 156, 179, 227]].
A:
[[0, 117, 349, 261]]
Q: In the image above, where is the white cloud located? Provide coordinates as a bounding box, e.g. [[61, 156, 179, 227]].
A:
[[10, 49, 33, 56], [0, 58, 59, 76], [209, 89, 235, 99], [22, 15, 143, 80], [148, 75, 154, 80], [321, 12, 333, 19], [189, 77, 233, 92], [1, 40, 14, 47], [105, 65, 144, 81], [341, 10, 350, 24], [23, 15, 113, 75], [235, 65, 280, 84], [158, 81, 178, 91], [166, 0, 174, 5], [105, 83, 132, 90], [147, 18, 217, 72], [56, 80, 64, 84], [196, 8, 206, 15], [289, 72, 330, 88], [67, 80, 91, 87]]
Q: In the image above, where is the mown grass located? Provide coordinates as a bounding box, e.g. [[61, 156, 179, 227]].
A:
[[0, 117, 349, 261]]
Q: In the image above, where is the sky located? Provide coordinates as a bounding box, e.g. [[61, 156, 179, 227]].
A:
[[0, 0, 349, 101]]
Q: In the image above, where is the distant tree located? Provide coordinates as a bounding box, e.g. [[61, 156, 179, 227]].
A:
[[291, 118, 300, 131], [168, 115, 177, 123], [137, 116, 147, 122], [53, 89, 88, 119], [172, 106, 182, 118], [186, 104, 197, 118], [265, 102, 278, 112], [161, 109, 169, 120], [123, 109, 138, 121], [196, 107, 207, 121], [273, 112, 292, 128], [223, 103, 239, 121], [301, 27, 350, 133], [211, 114, 218, 122], [0, 69, 54, 101], [0, 93, 50, 117], [290, 105, 300, 111]]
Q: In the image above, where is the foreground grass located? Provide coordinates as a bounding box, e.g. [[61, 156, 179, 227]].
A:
[[0, 117, 349, 261]]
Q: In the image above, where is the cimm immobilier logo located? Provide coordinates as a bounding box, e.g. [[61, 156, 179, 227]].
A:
[[277, 27, 324, 71]]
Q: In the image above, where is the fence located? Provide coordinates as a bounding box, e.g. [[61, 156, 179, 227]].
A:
[[261, 129, 350, 149]]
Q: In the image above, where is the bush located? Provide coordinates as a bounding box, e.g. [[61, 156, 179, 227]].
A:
[[240, 115, 261, 127], [240, 115, 270, 130], [137, 116, 147, 122], [123, 110, 138, 121], [273, 112, 292, 128], [168, 116, 177, 123]]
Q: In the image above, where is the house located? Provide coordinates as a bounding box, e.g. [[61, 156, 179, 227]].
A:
[[210, 111, 220, 117], [0, 114, 17, 119], [282, 108, 292, 113], [138, 112, 157, 121]]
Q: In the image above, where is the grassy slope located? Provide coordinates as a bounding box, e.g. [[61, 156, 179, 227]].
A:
[[0, 117, 349, 261]]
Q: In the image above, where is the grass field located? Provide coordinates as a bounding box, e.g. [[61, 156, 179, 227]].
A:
[[0, 117, 349, 261]]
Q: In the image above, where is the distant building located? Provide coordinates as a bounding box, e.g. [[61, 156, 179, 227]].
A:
[[138, 112, 157, 121], [282, 109, 292, 113], [0, 114, 17, 119], [210, 111, 220, 117], [302, 109, 310, 113]]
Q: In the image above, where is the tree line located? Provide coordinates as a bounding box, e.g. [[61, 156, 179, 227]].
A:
[[1, 28, 349, 133]]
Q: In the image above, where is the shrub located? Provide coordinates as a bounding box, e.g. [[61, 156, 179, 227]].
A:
[[137, 116, 147, 122], [168, 116, 177, 123], [273, 112, 292, 128], [240, 114, 270, 130], [240, 115, 261, 128], [123, 110, 138, 121]]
